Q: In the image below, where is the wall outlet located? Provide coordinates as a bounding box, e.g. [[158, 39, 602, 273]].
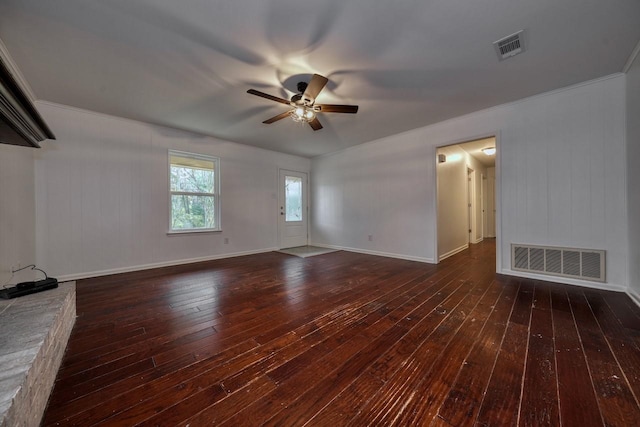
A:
[[368, 235, 373, 241], [224, 237, 229, 244]]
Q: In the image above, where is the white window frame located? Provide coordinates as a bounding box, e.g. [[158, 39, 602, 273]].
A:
[[168, 150, 221, 233]]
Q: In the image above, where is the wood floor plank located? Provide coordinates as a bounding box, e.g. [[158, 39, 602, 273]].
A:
[[304, 269, 478, 424], [435, 278, 519, 427], [376, 272, 498, 425], [402, 279, 504, 425], [40, 241, 640, 426], [220, 267, 471, 425], [178, 376, 279, 426], [51, 256, 396, 412], [568, 289, 640, 426], [518, 283, 560, 427], [602, 292, 640, 333], [61, 257, 432, 425], [43, 353, 200, 425], [475, 282, 534, 427], [550, 286, 603, 427], [220, 334, 375, 426], [585, 291, 640, 402], [346, 273, 493, 425], [263, 323, 413, 426]]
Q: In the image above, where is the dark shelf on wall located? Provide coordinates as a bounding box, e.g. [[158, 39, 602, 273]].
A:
[[0, 56, 55, 148]]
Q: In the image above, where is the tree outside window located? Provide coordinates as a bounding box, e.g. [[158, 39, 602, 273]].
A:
[[169, 151, 220, 232]]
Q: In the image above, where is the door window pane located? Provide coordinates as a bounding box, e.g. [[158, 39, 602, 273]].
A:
[[285, 176, 302, 222]]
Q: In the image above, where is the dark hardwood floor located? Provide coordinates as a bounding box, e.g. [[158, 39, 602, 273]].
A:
[[42, 240, 640, 426]]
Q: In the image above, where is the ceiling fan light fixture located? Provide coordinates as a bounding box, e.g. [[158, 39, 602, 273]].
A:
[[305, 109, 315, 120], [247, 74, 357, 131], [482, 147, 496, 156], [291, 106, 315, 123]]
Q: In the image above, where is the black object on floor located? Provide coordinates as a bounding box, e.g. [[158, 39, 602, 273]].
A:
[[0, 278, 58, 299]]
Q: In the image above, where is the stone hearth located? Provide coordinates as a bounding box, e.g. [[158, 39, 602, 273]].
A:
[[0, 282, 76, 427]]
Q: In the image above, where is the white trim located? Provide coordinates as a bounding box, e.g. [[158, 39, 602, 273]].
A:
[[167, 229, 222, 235], [56, 247, 277, 282], [494, 131, 503, 273], [627, 288, 640, 309], [623, 39, 640, 73], [500, 269, 626, 293], [438, 244, 470, 261], [278, 169, 309, 248], [0, 38, 37, 101], [434, 130, 502, 271], [311, 243, 435, 264], [168, 149, 221, 232]]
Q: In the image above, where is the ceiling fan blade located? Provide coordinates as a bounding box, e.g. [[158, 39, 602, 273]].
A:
[[317, 104, 359, 114], [308, 117, 323, 131], [247, 89, 290, 105], [303, 74, 329, 102], [262, 111, 292, 124]]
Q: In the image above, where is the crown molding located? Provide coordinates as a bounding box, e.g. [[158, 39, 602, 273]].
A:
[[0, 37, 37, 101], [623, 38, 640, 73]]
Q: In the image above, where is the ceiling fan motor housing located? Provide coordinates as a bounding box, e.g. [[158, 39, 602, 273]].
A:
[[292, 81, 315, 106], [296, 81, 308, 93]]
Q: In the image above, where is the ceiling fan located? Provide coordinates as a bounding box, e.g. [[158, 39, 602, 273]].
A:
[[246, 74, 358, 131]]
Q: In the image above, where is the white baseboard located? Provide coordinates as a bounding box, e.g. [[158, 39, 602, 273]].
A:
[[57, 247, 278, 282], [438, 244, 469, 262], [500, 268, 626, 293], [57, 244, 636, 304], [627, 288, 640, 308], [310, 243, 435, 264]]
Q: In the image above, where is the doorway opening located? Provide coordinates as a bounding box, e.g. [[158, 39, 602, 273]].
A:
[[436, 136, 497, 262]]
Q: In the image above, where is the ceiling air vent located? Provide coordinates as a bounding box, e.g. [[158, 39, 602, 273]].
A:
[[493, 30, 526, 61], [512, 244, 605, 282]]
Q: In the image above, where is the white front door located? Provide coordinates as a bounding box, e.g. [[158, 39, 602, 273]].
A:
[[278, 169, 308, 248]]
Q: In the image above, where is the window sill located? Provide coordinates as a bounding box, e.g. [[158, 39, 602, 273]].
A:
[[167, 229, 222, 236]]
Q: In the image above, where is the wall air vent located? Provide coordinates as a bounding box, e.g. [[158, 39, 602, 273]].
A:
[[493, 30, 526, 61], [511, 244, 605, 282]]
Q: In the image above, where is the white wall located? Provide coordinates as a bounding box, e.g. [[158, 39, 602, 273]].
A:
[[0, 144, 36, 284], [435, 145, 488, 259], [627, 54, 640, 301], [311, 74, 628, 290], [311, 133, 435, 262], [34, 102, 310, 280], [436, 146, 469, 259], [465, 151, 488, 244]]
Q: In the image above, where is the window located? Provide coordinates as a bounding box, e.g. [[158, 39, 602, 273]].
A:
[[285, 175, 303, 222], [169, 150, 220, 232]]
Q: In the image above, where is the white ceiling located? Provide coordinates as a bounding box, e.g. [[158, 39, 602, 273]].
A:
[[459, 137, 496, 168], [1, 0, 638, 158]]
